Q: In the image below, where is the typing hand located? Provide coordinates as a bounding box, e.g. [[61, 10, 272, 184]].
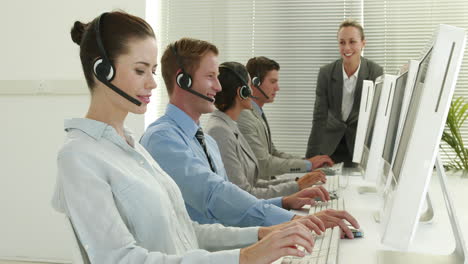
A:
[[308, 155, 334, 170], [313, 209, 360, 239], [241, 222, 314, 264], [297, 170, 327, 190], [282, 186, 330, 210]]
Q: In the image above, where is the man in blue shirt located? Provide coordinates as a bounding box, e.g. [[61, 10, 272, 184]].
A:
[[141, 38, 359, 232]]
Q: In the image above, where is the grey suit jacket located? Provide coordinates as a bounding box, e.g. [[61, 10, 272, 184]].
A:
[[205, 110, 299, 198], [238, 106, 307, 181], [306, 57, 383, 158]]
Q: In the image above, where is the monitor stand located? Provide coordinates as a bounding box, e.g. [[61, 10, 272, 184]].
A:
[[378, 154, 467, 264]]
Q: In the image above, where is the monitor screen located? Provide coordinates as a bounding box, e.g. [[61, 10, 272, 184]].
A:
[[391, 48, 433, 184], [364, 82, 383, 148], [382, 72, 409, 164]]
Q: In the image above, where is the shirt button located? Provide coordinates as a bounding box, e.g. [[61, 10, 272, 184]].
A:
[[140, 160, 144, 165]]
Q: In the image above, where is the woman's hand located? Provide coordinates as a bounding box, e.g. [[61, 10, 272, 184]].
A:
[[240, 221, 315, 264]]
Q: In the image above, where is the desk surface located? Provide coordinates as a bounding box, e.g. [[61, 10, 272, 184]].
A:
[[275, 170, 468, 263]]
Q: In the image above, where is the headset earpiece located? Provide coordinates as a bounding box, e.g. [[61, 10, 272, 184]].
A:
[[93, 57, 115, 81], [252, 76, 261, 88], [175, 69, 192, 89], [239, 85, 252, 100]]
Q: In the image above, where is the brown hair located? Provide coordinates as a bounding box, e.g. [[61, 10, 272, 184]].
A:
[[338, 19, 365, 40], [161, 38, 219, 95], [215, 62, 249, 112], [246, 56, 280, 84], [71, 11, 155, 90]]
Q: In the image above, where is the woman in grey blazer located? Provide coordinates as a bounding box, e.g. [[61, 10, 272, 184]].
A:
[[306, 19, 384, 164], [206, 62, 327, 199]]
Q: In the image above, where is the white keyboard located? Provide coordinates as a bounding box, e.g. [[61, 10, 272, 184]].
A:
[[280, 198, 345, 264], [323, 174, 339, 193]]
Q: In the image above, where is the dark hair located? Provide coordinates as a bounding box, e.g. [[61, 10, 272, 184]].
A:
[[70, 11, 155, 90], [338, 19, 365, 40], [246, 56, 280, 84], [161, 38, 219, 95], [215, 62, 249, 112]]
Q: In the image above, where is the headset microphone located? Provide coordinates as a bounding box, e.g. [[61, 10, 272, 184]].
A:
[[171, 45, 215, 103], [93, 12, 142, 106]]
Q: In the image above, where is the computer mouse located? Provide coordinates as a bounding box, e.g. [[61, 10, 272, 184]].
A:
[[329, 191, 339, 200], [345, 227, 364, 238]]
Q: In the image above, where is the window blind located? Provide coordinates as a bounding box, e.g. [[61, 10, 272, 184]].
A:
[[149, 0, 468, 162], [150, 0, 363, 157]]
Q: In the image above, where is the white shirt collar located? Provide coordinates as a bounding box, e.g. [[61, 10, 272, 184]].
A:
[[342, 62, 361, 80]]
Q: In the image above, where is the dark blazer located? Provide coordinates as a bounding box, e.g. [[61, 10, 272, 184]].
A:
[[306, 57, 383, 158]]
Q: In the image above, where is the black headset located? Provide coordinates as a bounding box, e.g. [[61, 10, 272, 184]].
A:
[[219, 65, 253, 100], [170, 43, 214, 102], [250, 57, 270, 99], [93, 12, 142, 106]]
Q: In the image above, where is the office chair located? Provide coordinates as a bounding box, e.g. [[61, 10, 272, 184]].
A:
[[65, 216, 91, 264]]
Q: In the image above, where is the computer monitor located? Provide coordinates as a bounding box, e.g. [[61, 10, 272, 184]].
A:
[[379, 24, 466, 254], [364, 74, 398, 183], [360, 78, 384, 171], [381, 60, 420, 183], [353, 80, 375, 163], [377, 59, 424, 196]]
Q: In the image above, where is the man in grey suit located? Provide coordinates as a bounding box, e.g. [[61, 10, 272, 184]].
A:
[[306, 19, 384, 163], [238, 56, 333, 181]]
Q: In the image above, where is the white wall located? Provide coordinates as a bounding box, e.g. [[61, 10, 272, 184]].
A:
[[0, 1, 146, 262]]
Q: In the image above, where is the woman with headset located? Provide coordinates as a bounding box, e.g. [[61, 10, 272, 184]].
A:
[[206, 62, 330, 199], [51, 11, 326, 264], [306, 19, 383, 164], [205, 62, 360, 235]]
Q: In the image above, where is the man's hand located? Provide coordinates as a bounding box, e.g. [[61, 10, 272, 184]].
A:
[[297, 170, 327, 190], [313, 209, 360, 239], [282, 186, 330, 210], [307, 155, 334, 170]]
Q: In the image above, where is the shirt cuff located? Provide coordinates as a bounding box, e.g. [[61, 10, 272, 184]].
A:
[[266, 197, 283, 208], [305, 160, 312, 171]]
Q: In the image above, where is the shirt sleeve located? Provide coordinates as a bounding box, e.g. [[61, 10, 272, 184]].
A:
[[55, 150, 242, 264], [305, 160, 312, 171], [141, 128, 295, 227], [192, 222, 259, 251]]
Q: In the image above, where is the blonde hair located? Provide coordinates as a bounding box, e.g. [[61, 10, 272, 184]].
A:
[[338, 19, 365, 40]]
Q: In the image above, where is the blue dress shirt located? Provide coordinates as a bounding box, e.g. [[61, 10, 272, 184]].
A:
[[141, 104, 295, 227]]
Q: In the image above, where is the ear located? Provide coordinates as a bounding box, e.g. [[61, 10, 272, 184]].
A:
[[362, 39, 367, 50]]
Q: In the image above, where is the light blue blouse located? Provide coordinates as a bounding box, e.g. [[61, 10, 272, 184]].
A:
[[51, 118, 258, 264]]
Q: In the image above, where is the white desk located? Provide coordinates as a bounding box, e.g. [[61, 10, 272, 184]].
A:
[[274, 170, 468, 263]]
